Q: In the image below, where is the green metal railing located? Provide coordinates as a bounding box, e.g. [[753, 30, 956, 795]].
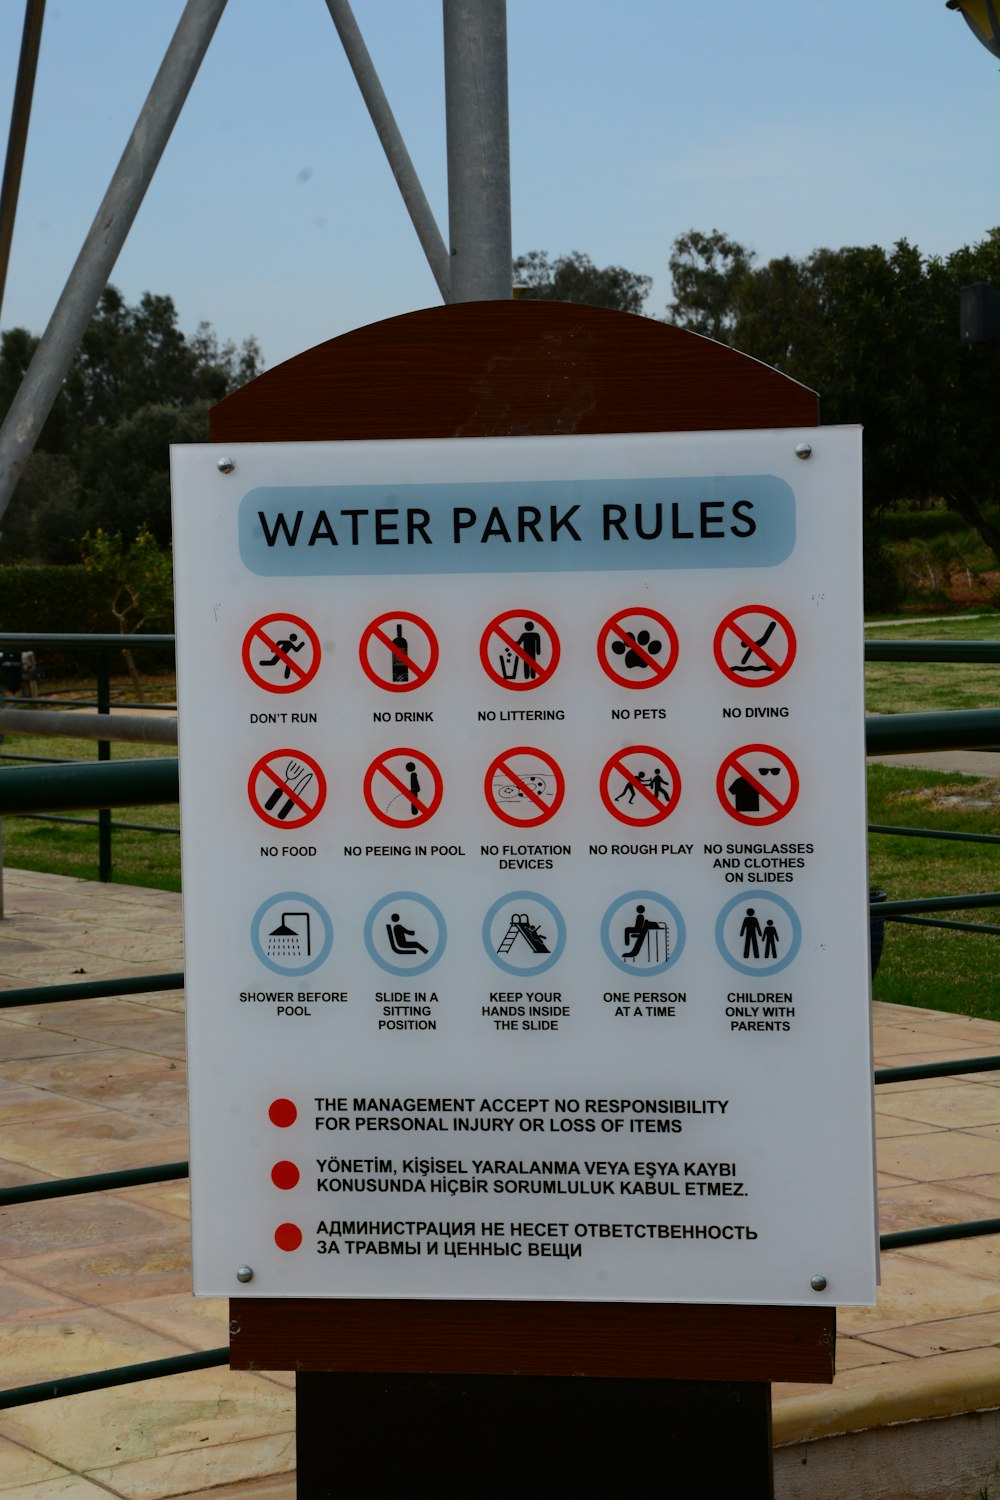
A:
[[0, 637, 998, 1412], [0, 632, 177, 881]]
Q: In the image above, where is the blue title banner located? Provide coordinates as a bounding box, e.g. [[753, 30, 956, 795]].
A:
[[238, 474, 795, 577]]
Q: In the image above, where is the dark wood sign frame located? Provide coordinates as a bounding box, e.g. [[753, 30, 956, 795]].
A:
[[210, 301, 831, 1496]]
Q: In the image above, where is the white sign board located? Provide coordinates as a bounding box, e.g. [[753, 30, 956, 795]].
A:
[[171, 427, 878, 1304]]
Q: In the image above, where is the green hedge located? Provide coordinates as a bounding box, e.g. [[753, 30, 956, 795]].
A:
[[0, 565, 174, 677], [875, 509, 970, 542]]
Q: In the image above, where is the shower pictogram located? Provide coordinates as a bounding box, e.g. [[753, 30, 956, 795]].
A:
[[266, 910, 312, 960], [251, 892, 333, 977]]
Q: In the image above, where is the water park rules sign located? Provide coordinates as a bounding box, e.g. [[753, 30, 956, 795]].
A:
[[170, 426, 878, 1305]]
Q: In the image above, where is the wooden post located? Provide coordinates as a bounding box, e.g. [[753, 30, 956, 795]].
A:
[[212, 301, 830, 1498]]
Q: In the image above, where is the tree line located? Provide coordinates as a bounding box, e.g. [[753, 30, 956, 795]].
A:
[[4, 235, 1000, 609], [0, 286, 261, 562], [519, 235, 1000, 605]]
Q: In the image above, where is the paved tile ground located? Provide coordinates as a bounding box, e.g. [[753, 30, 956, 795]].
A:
[[0, 867, 998, 1496]]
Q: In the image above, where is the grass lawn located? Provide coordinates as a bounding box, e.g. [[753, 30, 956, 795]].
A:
[[867, 764, 1000, 1023], [0, 728, 180, 892]]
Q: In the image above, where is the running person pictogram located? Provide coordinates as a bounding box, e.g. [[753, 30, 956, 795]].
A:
[[243, 613, 321, 693]]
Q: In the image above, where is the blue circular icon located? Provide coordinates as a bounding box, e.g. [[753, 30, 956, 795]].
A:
[[715, 890, 801, 976], [251, 891, 333, 976], [601, 890, 686, 976], [483, 891, 566, 975], [364, 892, 447, 976]]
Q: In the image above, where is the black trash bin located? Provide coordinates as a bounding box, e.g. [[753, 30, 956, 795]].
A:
[[0, 650, 22, 695], [870, 889, 887, 978]]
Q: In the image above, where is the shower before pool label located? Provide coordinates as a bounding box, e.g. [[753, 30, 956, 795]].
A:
[[171, 426, 878, 1306]]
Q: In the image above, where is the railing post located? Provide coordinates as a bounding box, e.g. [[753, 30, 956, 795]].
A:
[[96, 646, 112, 882]]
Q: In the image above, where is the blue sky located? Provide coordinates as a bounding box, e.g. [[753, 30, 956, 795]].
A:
[[0, 1, 997, 370]]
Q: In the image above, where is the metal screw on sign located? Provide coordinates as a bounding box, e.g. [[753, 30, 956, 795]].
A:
[[236, 1265, 254, 1283], [794, 442, 812, 461], [810, 1274, 827, 1291], [217, 456, 236, 474]]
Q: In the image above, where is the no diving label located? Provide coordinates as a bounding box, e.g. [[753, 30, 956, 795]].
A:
[[714, 605, 796, 687]]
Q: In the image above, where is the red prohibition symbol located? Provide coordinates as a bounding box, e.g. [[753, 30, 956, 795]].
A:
[[597, 607, 679, 689], [359, 611, 439, 693], [713, 605, 796, 688], [243, 613, 321, 694], [480, 609, 561, 690], [600, 746, 681, 826], [485, 746, 565, 828], [717, 743, 799, 826], [248, 748, 327, 829], [364, 747, 443, 828]]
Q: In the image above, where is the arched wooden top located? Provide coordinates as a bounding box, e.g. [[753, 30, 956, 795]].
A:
[[210, 301, 817, 443]]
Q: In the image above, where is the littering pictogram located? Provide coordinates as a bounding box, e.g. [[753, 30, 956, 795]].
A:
[[480, 610, 560, 690]]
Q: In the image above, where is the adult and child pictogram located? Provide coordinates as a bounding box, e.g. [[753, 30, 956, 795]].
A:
[[715, 892, 801, 976]]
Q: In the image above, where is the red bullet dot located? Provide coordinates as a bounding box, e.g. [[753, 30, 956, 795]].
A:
[[268, 1098, 297, 1128], [275, 1222, 303, 1252], [271, 1160, 300, 1190]]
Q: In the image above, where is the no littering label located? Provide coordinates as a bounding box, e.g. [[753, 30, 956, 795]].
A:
[[480, 609, 560, 690], [716, 743, 799, 826], [242, 613, 321, 694]]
